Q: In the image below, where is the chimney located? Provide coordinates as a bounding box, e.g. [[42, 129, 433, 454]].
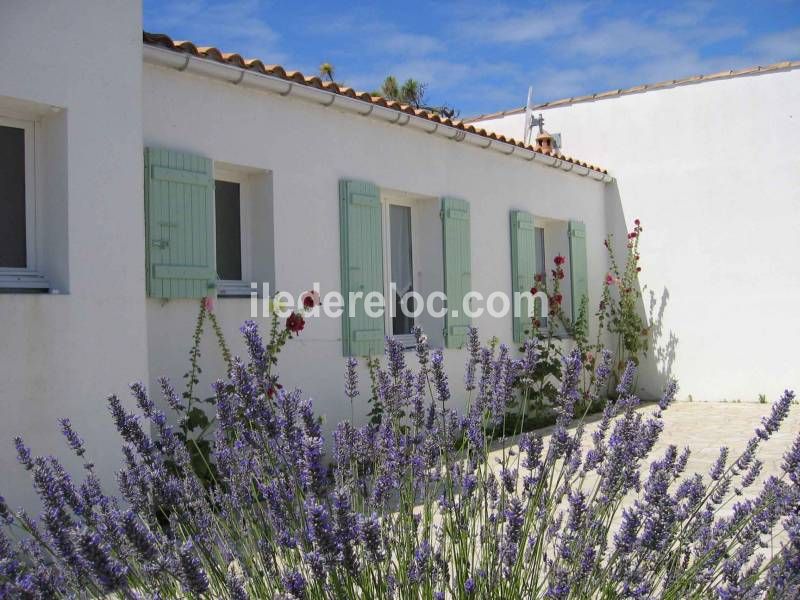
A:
[[534, 130, 555, 154]]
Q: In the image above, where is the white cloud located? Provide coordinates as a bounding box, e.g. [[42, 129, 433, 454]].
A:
[[452, 2, 589, 44], [144, 0, 287, 63], [749, 28, 800, 61]]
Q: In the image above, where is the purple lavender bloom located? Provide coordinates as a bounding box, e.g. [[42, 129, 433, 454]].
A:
[[616, 361, 637, 396], [305, 497, 337, 562], [756, 390, 794, 440], [227, 570, 250, 600], [78, 529, 127, 592], [782, 431, 800, 487], [736, 459, 763, 494], [358, 512, 385, 562], [502, 498, 524, 571], [158, 376, 185, 414], [332, 489, 359, 573], [385, 336, 406, 379], [408, 540, 431, 583], [122, 511, 158, 562], [240, 320, 268, 373], [464, 327, 481, 391], [545, 569, 570, 599], [14, 437, 32, 470], [344, 356, 359, 401], [107, 395, 154, 459], [464, 577, 476, 594], [614, 508, 640, 554], [709, 447, 729, 481], [282, 569, 306, 599], [659, 378, 678, 410], [58, 418, 85, 457], [178, 539, 209, 595], [412, 325, 430, 372], [431, 350, 450, 405]]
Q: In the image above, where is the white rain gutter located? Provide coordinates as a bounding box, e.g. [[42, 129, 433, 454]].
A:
[[143, 45, 614, 183]]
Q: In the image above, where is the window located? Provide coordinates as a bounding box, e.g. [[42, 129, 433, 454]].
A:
[[389, 204, 415, 338], [379, 190, 445, 348], [215, 180, 243, 282], [212, 166, 271, 298], [0, 117, 46, 290]]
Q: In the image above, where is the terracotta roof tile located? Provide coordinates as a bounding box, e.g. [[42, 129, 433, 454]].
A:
[[142, 32, 608, 176]]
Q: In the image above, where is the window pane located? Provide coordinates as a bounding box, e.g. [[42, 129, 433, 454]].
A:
[[0, 125, 27, 268], [390, 204, 414, 336], [535, 227, 547, 327], [215, 180, 242, 281], [534, 227, 546, 279]]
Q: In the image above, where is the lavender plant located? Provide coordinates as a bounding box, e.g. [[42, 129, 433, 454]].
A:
[[1, 321, 798, 599]]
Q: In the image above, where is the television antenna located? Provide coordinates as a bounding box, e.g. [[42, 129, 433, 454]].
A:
[[523, 86, 545, 146]]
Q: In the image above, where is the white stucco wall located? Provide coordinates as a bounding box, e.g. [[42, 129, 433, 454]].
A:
[[0, 1, 147, 510], [141, 62, 610, 433], [474, 68, 800, 402]]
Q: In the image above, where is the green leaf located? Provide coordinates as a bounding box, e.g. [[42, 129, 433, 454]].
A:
[[186, 407, 210, 431]]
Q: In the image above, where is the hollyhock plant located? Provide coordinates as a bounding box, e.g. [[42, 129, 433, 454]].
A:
[[0, 321, 798, 598]]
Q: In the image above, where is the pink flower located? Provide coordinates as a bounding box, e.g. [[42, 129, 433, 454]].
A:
[[605, 274, 615, 285], [301, 289, 321, 310], [202, 296, 215, 312]]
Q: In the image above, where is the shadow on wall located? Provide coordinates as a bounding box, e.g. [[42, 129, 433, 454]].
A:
[[604, 182, 678, 401]]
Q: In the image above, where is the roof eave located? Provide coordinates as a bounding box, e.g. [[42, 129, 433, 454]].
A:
[[142, 35, 611, 182]]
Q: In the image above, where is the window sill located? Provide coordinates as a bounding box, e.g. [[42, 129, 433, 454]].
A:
[[0, 269, 50, 293], [216, 280, 254, 298]]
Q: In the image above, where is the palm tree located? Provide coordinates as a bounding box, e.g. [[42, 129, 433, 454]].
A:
[[377, 75, 400, 100], [319, 62, 335, 82], [374, 74, 459, 118], [400, 78, 425, 107]]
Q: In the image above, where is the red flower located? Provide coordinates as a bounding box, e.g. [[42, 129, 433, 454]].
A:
[[634, 218, 641, 226], [628, 232, 638, 239], [530, 287, 538, 295], [556, 270, 565, 280], [553, 293, 563, 304], [554, 255, 566, 266], [636, 266, 642, 272], [286, 312, 305, 334], [202, 296, 215, 313]]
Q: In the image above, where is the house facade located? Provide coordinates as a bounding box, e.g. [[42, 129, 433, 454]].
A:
[[1, 1, 612, 510], [470, 63, 800, 406]]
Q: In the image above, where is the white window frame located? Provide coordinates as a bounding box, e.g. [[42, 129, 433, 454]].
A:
[[0, 115, 47, 290], [381, 191, 419, 348], [213, 167, 252, 297]]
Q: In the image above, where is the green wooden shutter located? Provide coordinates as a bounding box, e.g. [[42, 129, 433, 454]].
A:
[[441, 197, 472, 348], [510, 211, 537, 343], [144, 148, 216, 299], [568, 220, 588, 321], [339, 179, 385, 356]]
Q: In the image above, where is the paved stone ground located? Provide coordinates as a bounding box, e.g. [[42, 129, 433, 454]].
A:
[[647, 401, 799, 500], [489, 399, 799, 510]]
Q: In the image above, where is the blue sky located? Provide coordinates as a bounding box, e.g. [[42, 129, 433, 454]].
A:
[[143, 1, 800, 117]]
